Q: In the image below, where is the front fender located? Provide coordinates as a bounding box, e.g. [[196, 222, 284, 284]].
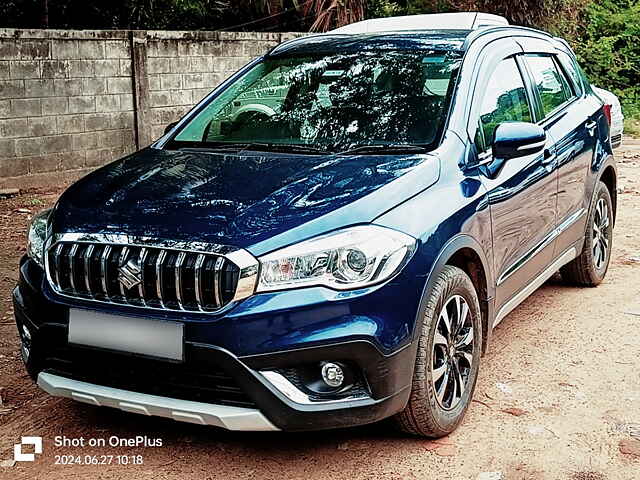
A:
[[413, 234, 496, 354], [374, 137, 495, 353]]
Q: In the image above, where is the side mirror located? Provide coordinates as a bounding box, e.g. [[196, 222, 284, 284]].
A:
[[492, 122, 546, 160], [164, 121, 178, 135]]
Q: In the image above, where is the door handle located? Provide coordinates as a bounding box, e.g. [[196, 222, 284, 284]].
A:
[[542, 148, 557, 172], [586, 120, 597, 136]]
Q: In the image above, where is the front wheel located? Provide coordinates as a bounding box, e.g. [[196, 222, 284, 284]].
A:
[[393, 265, 482, 437], [561, 181, 614, 286]]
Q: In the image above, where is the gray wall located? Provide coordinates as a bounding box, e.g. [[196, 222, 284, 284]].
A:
[[0, 29, 304, 185]]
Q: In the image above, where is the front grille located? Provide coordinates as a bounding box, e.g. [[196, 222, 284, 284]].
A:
[[46, 240, 240, 312], [42, 345, 256, 408]]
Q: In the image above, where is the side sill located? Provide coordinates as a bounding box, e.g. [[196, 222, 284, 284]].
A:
[[493, 246, 577, 328]]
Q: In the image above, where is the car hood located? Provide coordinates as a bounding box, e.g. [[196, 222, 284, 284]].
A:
[[52, 148, 439, 255]]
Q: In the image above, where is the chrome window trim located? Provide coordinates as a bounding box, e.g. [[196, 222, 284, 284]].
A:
[[44, 233, 260, 314]]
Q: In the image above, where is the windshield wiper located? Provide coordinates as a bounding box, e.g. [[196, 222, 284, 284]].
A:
[[178, 142, 328, 155], [336, 144, 430, 155], [246, 143, 330, 154]]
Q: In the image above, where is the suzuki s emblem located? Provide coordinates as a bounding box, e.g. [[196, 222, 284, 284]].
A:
[[118, 258, 142, 290]]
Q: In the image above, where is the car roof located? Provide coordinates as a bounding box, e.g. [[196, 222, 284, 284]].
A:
[[268, 31, 472, 57], [332, 12, 508, 32], [269, 26, 560, 58]]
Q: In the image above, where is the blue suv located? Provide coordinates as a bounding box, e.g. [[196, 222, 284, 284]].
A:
[[15, 15, 616, 437]]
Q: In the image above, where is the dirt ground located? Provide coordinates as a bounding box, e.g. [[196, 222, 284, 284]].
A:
[[0, 143, 639, 480]]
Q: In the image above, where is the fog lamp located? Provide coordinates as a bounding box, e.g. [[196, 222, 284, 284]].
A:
[[321, 362, 344, 388]]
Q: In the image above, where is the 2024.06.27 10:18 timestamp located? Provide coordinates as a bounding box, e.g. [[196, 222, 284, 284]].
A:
[[54, 454, 144, 465]]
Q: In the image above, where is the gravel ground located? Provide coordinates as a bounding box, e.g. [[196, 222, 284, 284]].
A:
[[0, 142, 639, 480]]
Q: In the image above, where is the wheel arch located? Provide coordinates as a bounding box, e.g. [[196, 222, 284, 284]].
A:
[[414, 234, 495, 355], [599, 162, 617, 227]]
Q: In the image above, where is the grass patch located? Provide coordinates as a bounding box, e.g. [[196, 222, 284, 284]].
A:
[[624, 115, 640, 139]]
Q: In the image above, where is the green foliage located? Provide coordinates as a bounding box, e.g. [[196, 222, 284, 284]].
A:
[[368, 0, 403, 18], [625, 117, 640, 137], [569, 0, 640, 122]]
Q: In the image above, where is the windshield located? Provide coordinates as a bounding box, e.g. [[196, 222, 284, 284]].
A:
[[169, 49, 462, 153]]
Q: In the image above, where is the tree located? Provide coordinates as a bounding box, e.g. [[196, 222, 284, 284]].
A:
[[303, 0, 366, 31], [570, 0, 640, 116]]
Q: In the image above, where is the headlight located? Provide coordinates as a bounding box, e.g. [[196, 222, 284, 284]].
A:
[[257, 225, 416, 292], [27, 208, 51, 268]]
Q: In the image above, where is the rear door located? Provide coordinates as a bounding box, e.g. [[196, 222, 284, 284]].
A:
[[473, 56, 558, 311], [521, 51, 599, 256]]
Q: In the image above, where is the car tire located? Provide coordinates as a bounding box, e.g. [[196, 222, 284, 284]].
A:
[[393, 265, 482, 437], [560, 181, 613, 287]]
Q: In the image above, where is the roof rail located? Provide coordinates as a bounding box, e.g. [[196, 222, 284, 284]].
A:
[[330, 12, 508, 34], [463, 24, 553, 49]]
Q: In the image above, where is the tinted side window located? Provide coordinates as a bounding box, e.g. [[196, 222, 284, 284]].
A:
[[476, 57, 532, 152], [557, 51, 583, 96], [526, 54, 572, 117]]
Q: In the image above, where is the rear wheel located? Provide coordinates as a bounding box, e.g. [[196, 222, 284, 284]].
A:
[[561, 181, 613, 286], [393, 265, 482, 437]]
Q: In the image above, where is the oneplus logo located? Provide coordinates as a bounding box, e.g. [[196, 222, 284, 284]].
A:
[[14, 436, 43, 462]]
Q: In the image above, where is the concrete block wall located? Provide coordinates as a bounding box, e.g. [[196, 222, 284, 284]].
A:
[[0, 30, 136, 179], [0, 29, 306, 184], [145, 31, 286, 142]]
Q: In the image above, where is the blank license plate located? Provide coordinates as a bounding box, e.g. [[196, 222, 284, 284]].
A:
[[68, 309, 184, 361]]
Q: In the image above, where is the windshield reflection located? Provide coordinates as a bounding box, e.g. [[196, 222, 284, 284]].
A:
[[172, 50, 462, 153]]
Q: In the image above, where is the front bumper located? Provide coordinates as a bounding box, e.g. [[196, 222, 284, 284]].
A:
[[38, 372, 279, 431], [14, 256, 420, 431]]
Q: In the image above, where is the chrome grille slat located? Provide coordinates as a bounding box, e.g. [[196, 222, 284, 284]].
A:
[[156, 250, 167, 308], [101, 245, 112, 299], [84, 245, 94, 296], [175, 251, 186, 310], [138, 248, 148, 306], [54, 243, 64, 287], [118, 246, 130, 302], [194, 253, 205, 312], [45, 236, 253, 314], [213, 257, 224, 308], [68, 244, 79, 293]]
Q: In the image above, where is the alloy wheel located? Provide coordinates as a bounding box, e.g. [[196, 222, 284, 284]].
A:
[[431, 294, 475, 410], [592, 198, 610, 270]]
